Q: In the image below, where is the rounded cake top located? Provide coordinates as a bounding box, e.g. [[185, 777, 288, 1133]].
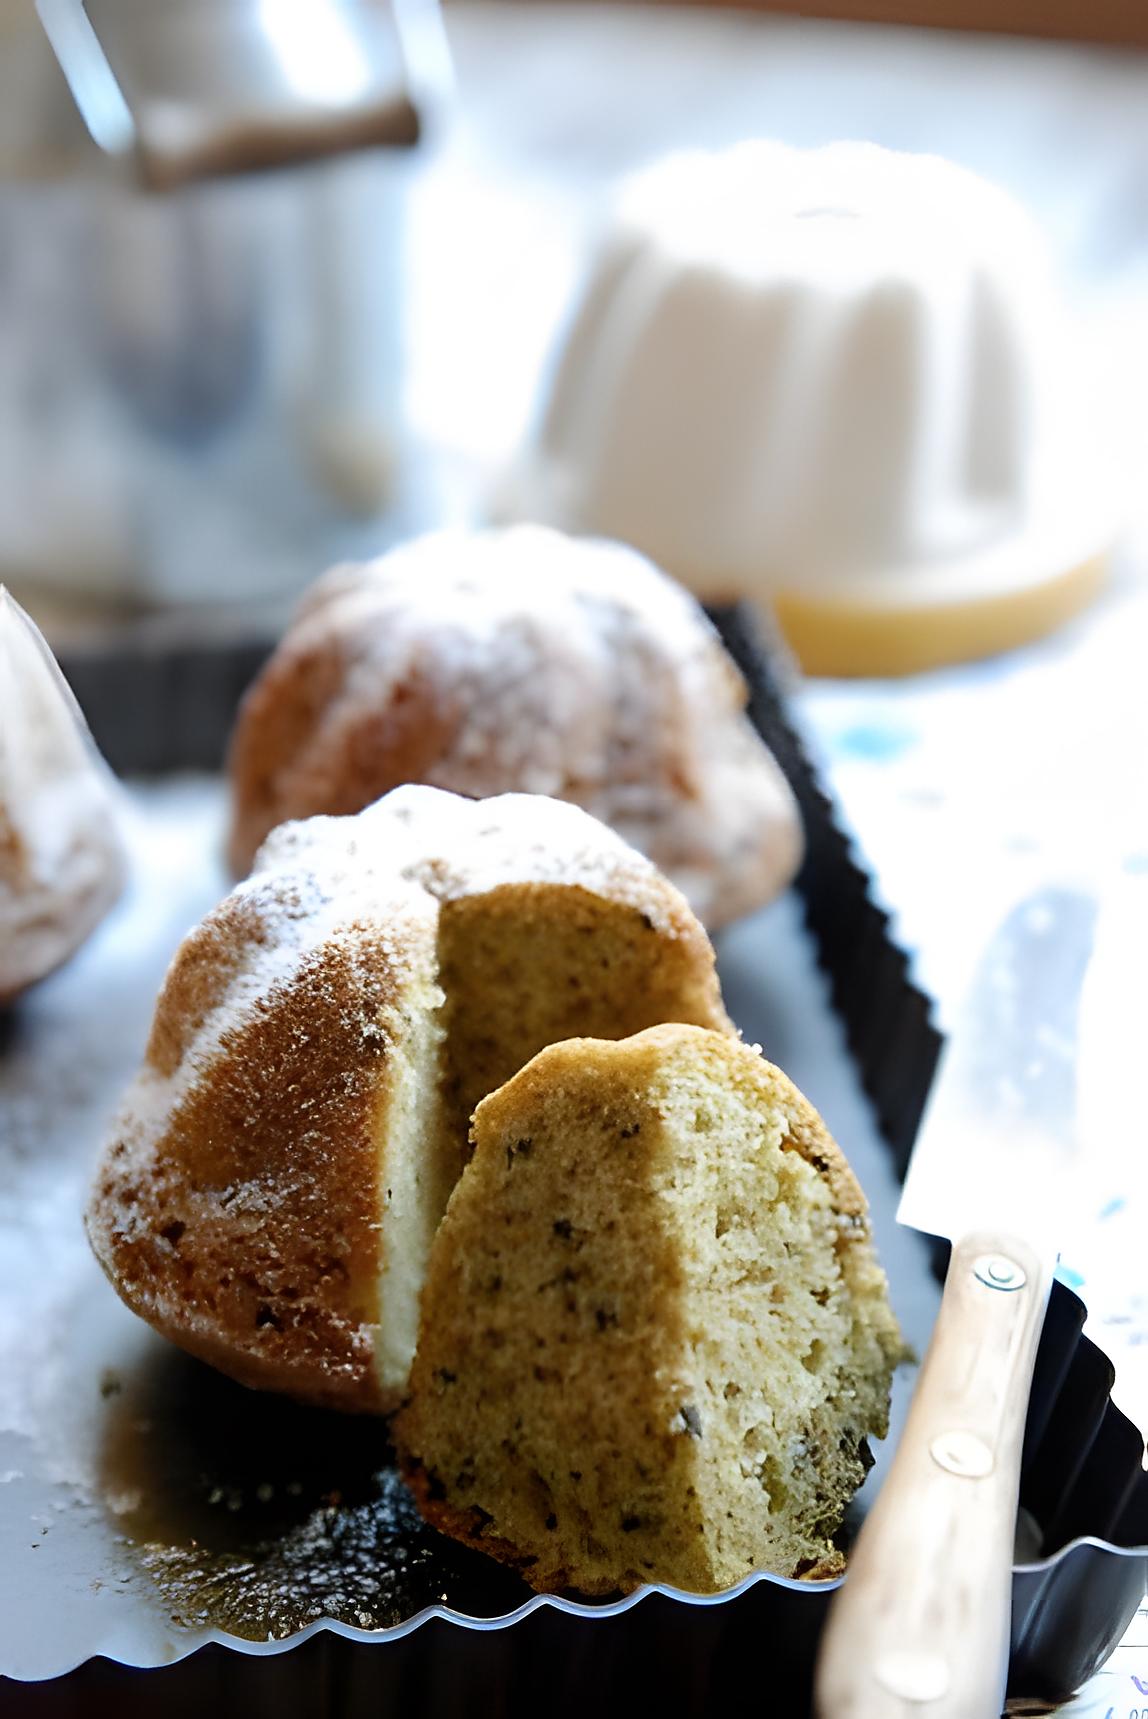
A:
[[255, 781, 697, 932], [295, 524, 720, 665], [145, 784, 703, 1106], [512, 142, 1113, 657], [227, 527, 802, 926]]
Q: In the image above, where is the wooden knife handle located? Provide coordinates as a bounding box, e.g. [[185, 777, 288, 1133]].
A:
[[814, 1230, 1053, 1719]]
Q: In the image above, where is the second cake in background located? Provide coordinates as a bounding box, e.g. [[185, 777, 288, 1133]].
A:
[[226, 526, 802, 930]]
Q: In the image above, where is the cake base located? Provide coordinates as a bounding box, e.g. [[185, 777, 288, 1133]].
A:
[[767, 549, 1110, 678]]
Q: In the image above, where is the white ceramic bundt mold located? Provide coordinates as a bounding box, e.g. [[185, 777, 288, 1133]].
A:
[[510, 142, 1116, 675]]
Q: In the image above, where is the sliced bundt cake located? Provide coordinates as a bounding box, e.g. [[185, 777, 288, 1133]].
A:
[[87, 789, 731, 1413]]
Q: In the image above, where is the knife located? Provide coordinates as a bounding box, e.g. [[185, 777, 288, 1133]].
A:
[[815, 886, 1098, 1719]]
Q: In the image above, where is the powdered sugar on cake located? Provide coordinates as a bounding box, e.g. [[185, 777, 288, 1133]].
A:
[[88, 782, 731, 1410], [258, 784, 691, 929], [228, 527, 802, 926], [91, 787, 696, 1269]]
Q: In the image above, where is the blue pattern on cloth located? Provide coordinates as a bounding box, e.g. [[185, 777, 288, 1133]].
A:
[[799, 562, 1148, 1440]]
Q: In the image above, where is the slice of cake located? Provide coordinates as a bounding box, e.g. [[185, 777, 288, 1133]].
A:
[[397, 1023, 905, 1593]]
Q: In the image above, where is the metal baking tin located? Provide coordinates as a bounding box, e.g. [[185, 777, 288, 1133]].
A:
[[14, 604, 1143, 1715]]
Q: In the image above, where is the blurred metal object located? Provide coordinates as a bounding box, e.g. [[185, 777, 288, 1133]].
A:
[[0, 0, 450, 621], [36, 0, 452, 189], [35, 0, 133, 161]]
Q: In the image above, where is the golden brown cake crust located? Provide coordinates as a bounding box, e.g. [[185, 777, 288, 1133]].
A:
[[88, 902, 428, 1412], [226, 527, 803, 928], [88, 789, 732, 1413]]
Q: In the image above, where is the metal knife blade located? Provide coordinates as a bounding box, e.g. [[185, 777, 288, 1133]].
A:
[[897, 886, 1098, 1256], [816, 886, 1100, 1719]]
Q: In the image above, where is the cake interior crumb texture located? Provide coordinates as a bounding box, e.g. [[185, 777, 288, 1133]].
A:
[[398, 1023, 905, 1595], [435, 885, 725, 1142], [88, 791, 731, 1413], [377, 882, 731, 1397]]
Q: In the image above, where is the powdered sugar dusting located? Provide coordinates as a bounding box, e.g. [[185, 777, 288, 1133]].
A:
[[0, 591, 127, 1000], [87, 847, 436, 1269], [232, 527, 801, 926], [287, 528, 721, 820], [91, 786, 699, 1275], [257, 784, 691, 930]]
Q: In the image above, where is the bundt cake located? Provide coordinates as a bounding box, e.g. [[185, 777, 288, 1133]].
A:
[[397, 1023, 905, 1595], [87, 787, 733, 1413], [0, 589, 125, 1004], [226, 526, 802, 928], [508, 143, 1114, 676]]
